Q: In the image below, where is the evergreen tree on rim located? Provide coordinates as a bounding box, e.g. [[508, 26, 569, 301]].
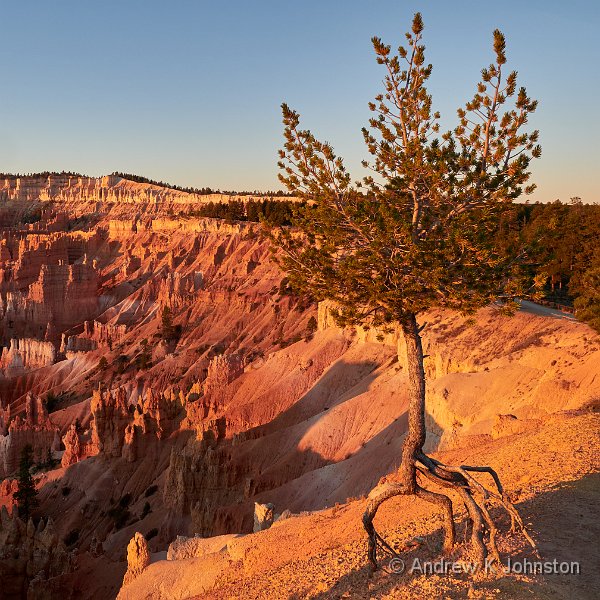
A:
[[14, 444, 39, 522], [273, 13, 542, 569]]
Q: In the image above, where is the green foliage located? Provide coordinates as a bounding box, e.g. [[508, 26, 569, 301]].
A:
[[115, 354, 129, 375], [274, 14, 541, 328], [0, 170, 83, 179], [14, 444, 38, 521], [305, 316, 318, 341], [571, 257, 600, 332], [518, 200, 596, 291], [306, 316, 318, 335], [190, 198, 300, 225], [160, 306, 176, 340], [44, 391, 77, 413], [110, 171, 216, 194], [120, 493, 132, 507], [45, 392, 60, 413], [493, 199, 600, 330], [42, 447, 58, 470], [135, 349, 152, 370], [110, 171, 294, 197], [278, 277, 292, 296]]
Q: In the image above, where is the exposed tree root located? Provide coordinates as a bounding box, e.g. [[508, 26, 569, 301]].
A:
[[362, 451, 537, 571]]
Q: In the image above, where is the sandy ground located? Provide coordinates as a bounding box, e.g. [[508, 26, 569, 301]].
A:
[[119, 408, 600, 600]]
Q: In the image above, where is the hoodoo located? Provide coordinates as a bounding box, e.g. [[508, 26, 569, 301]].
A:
[[1, 3, 599, 598]]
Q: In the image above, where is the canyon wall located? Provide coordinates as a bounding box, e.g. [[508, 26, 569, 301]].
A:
[[0, 174, 298, 218], [0, 509, 73, 598], [0, 174, 598, 599], [0, 394, 59, 478], [0, 338, 56, 376]]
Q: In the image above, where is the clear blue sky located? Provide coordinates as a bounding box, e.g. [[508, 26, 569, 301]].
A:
[[1, 0, 598, 202]]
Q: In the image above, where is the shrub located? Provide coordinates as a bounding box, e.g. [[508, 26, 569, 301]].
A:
[[45, 392, 60, 413], [161, 306, 174, 340], [107, 505, 131, 530], [115, 354, 129, 374], [119, 493, 132, 508], [144, 485, 159, 498], [107, 493, 133, 529], [135, 351, 152, 370], [64, 529, 80, 546], [14, 445, 38, 521], [141, 501, 151, 519], [278, 277, 291, 296]]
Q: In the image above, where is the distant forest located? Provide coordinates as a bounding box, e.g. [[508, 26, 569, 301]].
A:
[[497, 199, 600, 331], [0, 171, 85, 179], [109, 172, 294, 197], [190, 198, 303, 227], [197, 198, 600, 329]]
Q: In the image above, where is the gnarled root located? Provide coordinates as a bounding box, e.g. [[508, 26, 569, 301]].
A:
[[362, 452, 537, 571]]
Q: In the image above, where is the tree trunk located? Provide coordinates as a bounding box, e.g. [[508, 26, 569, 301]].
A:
[[362, 312, 536, 569], [398, 312, 426, 492]]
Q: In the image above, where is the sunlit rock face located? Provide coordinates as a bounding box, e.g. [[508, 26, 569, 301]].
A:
[[122, 532, 150, 586], [0, 174, 598, 600], [0, 338, 56, 376]]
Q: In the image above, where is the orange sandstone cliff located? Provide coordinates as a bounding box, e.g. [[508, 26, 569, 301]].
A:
[[0, 175, 598, 599]]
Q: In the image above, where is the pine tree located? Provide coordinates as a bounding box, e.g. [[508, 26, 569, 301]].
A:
[[306, 316, 318, 335], [273, 13, 540, 569], [571, 255, 600, 332], [161, 306, 174, 340], [14, 444, 39, 521]]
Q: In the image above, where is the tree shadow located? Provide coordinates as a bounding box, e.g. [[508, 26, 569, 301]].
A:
[[305, 471, 600, 600], [185, 353, 447, 536]]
